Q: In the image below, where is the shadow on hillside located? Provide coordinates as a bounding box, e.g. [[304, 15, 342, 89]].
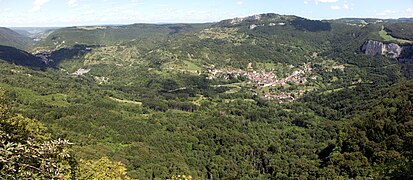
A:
[[291, 18, 332, 32], [48, 44, 98, 66], [0, 45, 47, 70]]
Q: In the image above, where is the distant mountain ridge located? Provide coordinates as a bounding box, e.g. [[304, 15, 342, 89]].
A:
[[10, 27, 58, 42], [0, 12, 413, 179], [0, 27, 33, 50], [33, 23, 211, 51]]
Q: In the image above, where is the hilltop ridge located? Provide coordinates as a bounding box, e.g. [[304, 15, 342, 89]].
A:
[[0, 12, 413, 179], [0, 27, 33, 50]]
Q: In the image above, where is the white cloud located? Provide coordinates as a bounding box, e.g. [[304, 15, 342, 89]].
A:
[[315, 0, 338, 4], [236, 1, 243, 5], [29, 0, 50, 12], [304, 1, 309, 4], [376, 10, 397, 17], [331, 5, 340, 10], [343, 3, 349, 9], [67, 0, 78, 7], [131, 0, 144, 5], [82, 10, 95, 15], [374, 8, 413, 18], [408, 8, 413, 16]]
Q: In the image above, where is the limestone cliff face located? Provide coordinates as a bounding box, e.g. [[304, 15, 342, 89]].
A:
[[361, 40, 413, 62], [362, 40, 402, 58]]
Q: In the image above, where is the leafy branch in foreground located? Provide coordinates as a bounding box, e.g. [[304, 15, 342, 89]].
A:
[[0, 98, 75, 179], [0, 89, 129, 179]]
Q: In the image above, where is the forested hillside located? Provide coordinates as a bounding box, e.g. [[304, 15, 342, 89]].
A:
[[0, 45, 46, 69], [33, 24, 211, 51], [1, 13, 412, 179], [0, 27, 33, 50]]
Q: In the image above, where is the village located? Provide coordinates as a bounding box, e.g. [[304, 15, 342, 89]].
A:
[[208, 63, 314, 102]]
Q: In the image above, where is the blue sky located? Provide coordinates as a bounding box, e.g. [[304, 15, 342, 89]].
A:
[[1, 0, 413, 27]]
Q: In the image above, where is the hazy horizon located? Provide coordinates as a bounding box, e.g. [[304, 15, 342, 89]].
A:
[[1, 0, 413, 27], [5, 14, 413, 28]]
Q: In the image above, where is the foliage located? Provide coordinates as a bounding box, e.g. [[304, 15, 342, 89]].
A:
[[34, 24, 210, 51], [0, 96, 74, 179], [0, 27, 33, 50], [0, 89, 131, 179], [77, 156, 129, 180], [0, 45, 47, 70], [384, 22, 413, 41], [0, 13, 412, 179], [291, 17, 332, 32], [379, 26, 413, 44], [320, 81, 413, 178]]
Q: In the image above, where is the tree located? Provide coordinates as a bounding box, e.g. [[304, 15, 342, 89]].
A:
[[77, 156, 130, 180], [0, 101, 75, 179], [0, 90, 130, 179]]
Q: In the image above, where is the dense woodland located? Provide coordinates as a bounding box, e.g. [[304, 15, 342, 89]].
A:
[[0, 14, 413, 179], [384, 22, 413, 41]]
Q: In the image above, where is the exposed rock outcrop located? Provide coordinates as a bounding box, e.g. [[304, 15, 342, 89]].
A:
[[72, 68, 91, 76], [362, 40, 413, 62]]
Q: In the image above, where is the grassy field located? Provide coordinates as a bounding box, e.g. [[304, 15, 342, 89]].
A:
[[320, 85, 357, 95], [255, 62, 278, 70], [164, 60, 202, 74], [379, 26, 413, 44], [109, 97, 142, 105], [183, 60, 202, 71]]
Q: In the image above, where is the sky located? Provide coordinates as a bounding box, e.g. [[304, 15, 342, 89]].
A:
[[1, 0, 413, 27]]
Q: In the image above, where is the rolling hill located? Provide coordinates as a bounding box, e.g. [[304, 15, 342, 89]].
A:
[[33, 23, 211, 51], [0, 27, 33, 50], [1, 13, 413, 179]]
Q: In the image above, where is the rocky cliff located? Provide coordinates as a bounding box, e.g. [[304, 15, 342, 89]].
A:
[[361, 40, 413, 62]]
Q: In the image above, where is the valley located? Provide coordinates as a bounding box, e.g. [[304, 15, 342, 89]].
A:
[[0, 13, 413, 179]]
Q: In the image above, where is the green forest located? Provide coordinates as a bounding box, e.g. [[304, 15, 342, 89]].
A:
[[1, 13, 413, 179]]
